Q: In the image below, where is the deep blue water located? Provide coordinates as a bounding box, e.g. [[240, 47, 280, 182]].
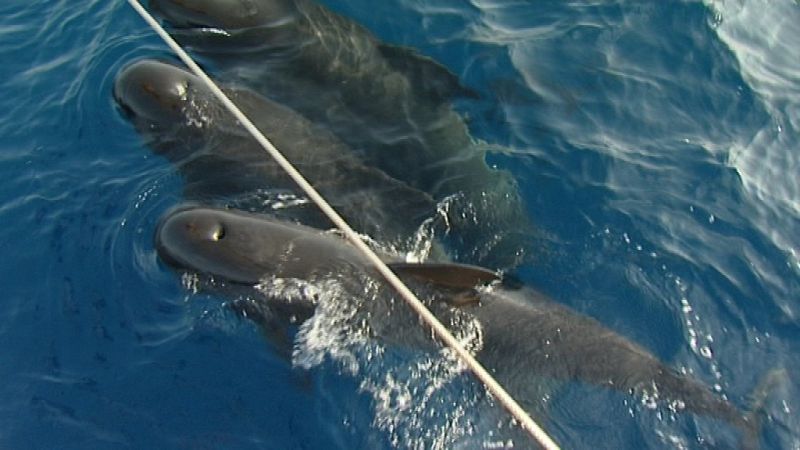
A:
[[1, 0, 798, 449]]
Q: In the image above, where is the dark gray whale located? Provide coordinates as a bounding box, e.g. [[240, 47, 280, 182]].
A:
[[155, 206, 774, 448], [114, 59, 439, 247], [148, 0, 535, 269]]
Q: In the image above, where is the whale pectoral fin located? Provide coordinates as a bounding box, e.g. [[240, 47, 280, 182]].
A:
[[377, 43, 480, 101], [387, 262, 500, 290], [230, 298, 296, 361], [740, 367, 789, 450]]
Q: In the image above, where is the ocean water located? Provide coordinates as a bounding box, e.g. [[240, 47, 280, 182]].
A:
[[1, 0, 798, 449]]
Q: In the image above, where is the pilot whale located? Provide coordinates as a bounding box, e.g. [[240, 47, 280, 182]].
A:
[[114, 59, 439, 247], [148, 0, 535, 269], [155, 205, 774, 449]]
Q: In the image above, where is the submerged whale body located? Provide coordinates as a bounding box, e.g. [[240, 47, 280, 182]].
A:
[[114, 59, 439, 246], [149, 0, 536, 269], [155, 206, 769, 448]]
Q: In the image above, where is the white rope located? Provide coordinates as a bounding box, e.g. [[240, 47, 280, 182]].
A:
[[124, 1, 560, 448]]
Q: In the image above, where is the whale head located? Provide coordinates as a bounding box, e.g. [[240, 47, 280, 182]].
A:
[[150, 0, 297, 29], [113, 59, 231, 159], [156, 207, 288, 284], [149, 0, 300, 52], [155, 206, 372, 286], [156, 206, 333, 329], [114, 60, 196, 126]]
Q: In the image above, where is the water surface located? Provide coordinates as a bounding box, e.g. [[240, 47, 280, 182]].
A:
[[0, 0, 797, 448]]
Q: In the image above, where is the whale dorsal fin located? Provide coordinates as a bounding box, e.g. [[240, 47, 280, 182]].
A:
[[387, 262, 499, 290], [377, 43, 479, 102]]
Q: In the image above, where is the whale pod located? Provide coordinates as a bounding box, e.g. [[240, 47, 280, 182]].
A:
[[148, 0, 535, 269]]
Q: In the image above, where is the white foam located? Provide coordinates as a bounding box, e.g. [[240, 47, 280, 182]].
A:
[[255, 272, 498, 449]]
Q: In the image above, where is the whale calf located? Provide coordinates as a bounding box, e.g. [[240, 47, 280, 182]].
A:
[[115, 59, 440, 247], [148, 0, 536, 269], [155, 206, 772, 448]]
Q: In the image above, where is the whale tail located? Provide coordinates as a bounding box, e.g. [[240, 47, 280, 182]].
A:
[[739, 367, 787, 450]]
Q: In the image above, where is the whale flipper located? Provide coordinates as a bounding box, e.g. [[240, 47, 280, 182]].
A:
[[376, 43, 479, 102], [740, 368, 787, 450]]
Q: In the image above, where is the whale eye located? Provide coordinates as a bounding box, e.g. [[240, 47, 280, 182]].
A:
[[212, 224, 226, 241]]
